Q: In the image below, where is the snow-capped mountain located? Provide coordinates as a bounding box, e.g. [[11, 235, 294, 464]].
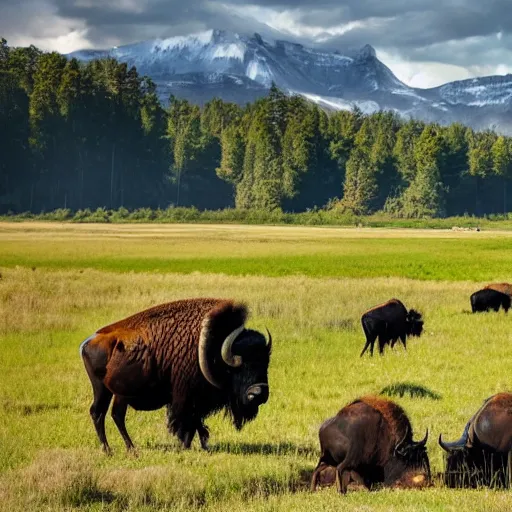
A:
[[69, 29, 512, 133]]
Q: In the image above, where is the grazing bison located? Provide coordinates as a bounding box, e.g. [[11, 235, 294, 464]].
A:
[[470, 288, 510, 313], [311, 396, 430, 494], [439, 393, 512, 488], [360, 299, 424, 357], [484, 282, 512, 297], [80, 298, 272, 453]]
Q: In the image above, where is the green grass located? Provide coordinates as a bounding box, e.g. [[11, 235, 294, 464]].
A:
[[1, 223, 512, 281], [1, 223, 512, 511]]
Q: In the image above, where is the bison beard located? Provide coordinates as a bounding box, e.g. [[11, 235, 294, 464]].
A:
[[165, 363, 262, 436]]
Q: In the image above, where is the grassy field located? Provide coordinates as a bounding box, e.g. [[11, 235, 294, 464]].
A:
[[1, 222, 511, 511]]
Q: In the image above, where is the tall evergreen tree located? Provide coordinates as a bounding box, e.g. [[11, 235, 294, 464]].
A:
[[492, 135, 512, 213], [400, 125, 444, 217], [339, 118, 378, 214]]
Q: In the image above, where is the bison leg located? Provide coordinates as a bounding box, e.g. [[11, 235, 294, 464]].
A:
[[310, 461, 330, 491], [378, 334, 388, 355], [360, 319, 377, 357], [89, 380, 113, 454], [360, 339, 372, 357], [335, 461, 352, 494], [197, 422, 210, 451], [177, 424, 196, 449], [83, 356, 113, 454], [111, 396, 135, 452]]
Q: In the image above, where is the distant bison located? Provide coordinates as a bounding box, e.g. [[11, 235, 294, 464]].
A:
[[311, 396, 430, 493], [360, 299, 424, 357], [484, 282, 512, 297], [80, 298, 272, 453], [439, 393, 512, 488], [470, 288, 510, 313]]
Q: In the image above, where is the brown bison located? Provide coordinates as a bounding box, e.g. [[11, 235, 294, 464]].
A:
[[80, 298, 272, 453], [470, 288, 510, 313], [360, 299, 424, 357], [484, 282, 512, 297], [439, 393, 512, 488], [310, 396, 430, 494]]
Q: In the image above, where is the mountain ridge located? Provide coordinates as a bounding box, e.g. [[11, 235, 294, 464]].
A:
[[69, 29, 512, 134]]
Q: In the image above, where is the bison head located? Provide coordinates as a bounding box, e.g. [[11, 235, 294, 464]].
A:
[[437, 425, 503, 488], [438, 423, 475, 487], [198, 314, 271, 430], [406, 309, 424, 337], [390, 428, 430, 486], [225, 327, 272, 429]]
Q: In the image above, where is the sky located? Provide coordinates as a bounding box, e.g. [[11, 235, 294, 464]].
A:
[[1, 0, 511, 88]]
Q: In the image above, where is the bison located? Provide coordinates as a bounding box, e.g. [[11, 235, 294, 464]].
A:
[[484, 282, 512, 297], [470, 288, 510, 313], [360, 299, 424, 357], [80, 298, 272, 454], [310, 396, 430, 494], [439, 393, 512, 488]]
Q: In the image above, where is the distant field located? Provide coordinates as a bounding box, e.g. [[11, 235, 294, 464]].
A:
[[1, 223, 511, 511], [1, 222, 512, 281]]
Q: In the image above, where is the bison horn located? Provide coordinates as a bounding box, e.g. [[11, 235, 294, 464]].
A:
[[395, 427, 409, 455], [266, 327, 272, 352], [438, 422, 470, 452], [416, 428, 429, 447], [198, 315, 225, 389], [221, 324, 245, 367]]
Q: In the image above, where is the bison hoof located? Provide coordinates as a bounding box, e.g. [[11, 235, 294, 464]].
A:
[[127, 447, 139, 458]]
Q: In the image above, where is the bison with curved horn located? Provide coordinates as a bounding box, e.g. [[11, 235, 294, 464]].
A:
[[311, 396, 430, 493], [360, 299, 424, 357], [80, 298, 272, 454], [439, 393, 512, 488]]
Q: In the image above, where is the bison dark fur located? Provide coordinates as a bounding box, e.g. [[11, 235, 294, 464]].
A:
[[311, 396, 430, 494], [439, 393, 512, 488], [470, 288, 511, 313], [360, 299, 424, 357], [80, 298, 272, 454]]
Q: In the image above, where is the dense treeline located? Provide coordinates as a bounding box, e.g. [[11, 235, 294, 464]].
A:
[[2, 39, 512, 217]]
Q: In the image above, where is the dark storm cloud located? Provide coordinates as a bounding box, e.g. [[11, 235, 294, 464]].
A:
[[1, 0, 511, 81]]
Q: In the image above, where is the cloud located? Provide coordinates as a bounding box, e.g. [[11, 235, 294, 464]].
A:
[[1, 0, 511, 86]]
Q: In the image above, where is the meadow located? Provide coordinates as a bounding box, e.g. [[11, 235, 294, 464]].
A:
[[0, 222, 511, 511]]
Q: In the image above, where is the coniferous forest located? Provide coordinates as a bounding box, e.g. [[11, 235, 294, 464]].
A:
[[2, 39, 512, 218]]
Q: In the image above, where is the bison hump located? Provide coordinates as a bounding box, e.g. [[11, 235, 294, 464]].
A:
[[200, 301, 248, 354], [353, 396, 412, 445]]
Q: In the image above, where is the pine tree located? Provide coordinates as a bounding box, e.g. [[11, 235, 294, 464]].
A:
[[393, 120, 424, 184], [440, 123, 469, 215], [339, 118, 378, 214], [217, 125, 245, 184], [492, 135, 512, 213], [468, 130, 495, 215], [400, 125, 444, 217]]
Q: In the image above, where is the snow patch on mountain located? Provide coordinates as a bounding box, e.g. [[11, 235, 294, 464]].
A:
[[300, 93, 380, 115], [212, 43, 246, 61], [154, 30, 214, 53], [246, 59, 272, 85]]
